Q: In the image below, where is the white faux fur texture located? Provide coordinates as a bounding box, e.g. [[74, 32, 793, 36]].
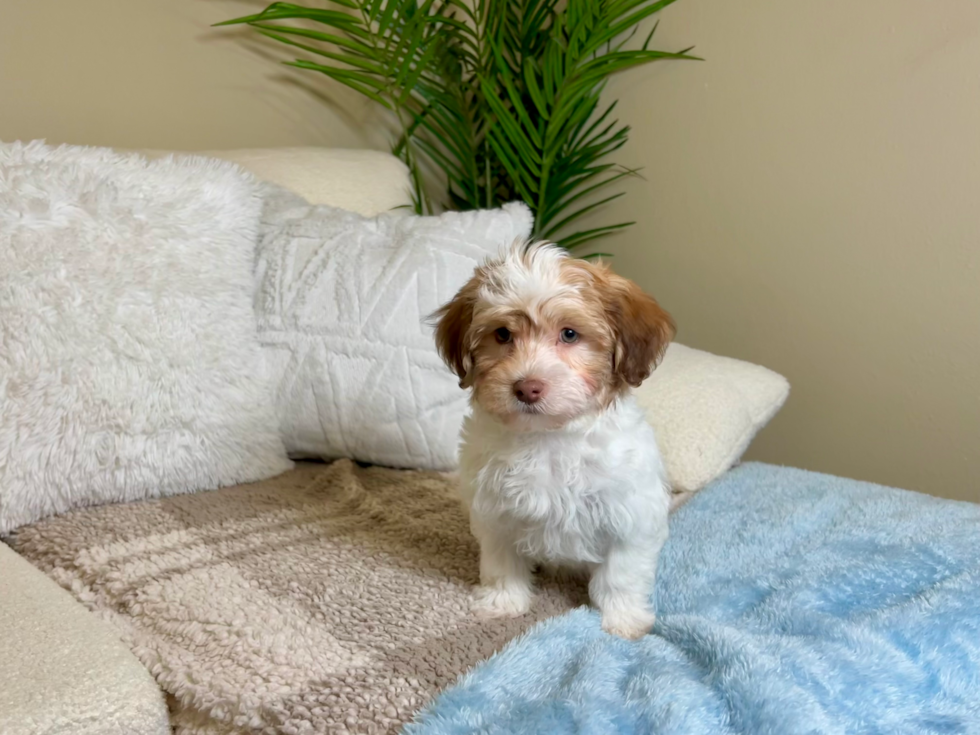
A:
[[0, 141, 292, 534]]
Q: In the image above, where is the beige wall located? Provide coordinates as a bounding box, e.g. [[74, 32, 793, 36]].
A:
[[0, 0, 379, 150], [597, 1, 980, 501], [3, 1, 977, 500]]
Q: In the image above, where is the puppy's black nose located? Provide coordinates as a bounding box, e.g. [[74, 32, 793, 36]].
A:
[[514, 379, 546, 404]]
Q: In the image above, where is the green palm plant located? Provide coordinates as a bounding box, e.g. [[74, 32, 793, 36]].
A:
[[217, 0, 695, 251]]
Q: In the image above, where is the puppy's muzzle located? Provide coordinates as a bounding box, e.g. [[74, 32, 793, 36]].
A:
[[513, 379, 547, 405]]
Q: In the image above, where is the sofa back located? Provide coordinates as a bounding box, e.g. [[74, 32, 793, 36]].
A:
[[140, 147, 412, 215]]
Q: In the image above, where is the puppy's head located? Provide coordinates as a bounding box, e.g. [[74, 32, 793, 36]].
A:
[[433, 241, 674, 431]]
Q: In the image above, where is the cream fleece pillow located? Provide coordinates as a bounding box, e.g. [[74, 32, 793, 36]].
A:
[[0, 141, 292, 534], [635, 343, 790, 494]]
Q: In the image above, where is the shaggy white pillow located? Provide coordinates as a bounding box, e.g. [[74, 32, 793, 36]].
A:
[[635, 343, 790, 494], [0, 141, 292, 534], [256, 186, 534, 470]]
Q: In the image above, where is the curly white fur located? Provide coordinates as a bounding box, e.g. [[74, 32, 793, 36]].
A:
[[460, 400, 670, 638]]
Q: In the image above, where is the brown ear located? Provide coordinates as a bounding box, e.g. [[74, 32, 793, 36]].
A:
[[432, 276, 479, 387], [608, 275, 676, 387]]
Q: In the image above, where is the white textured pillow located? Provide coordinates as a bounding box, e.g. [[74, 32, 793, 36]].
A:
[[634, 343, 790, 493], [0, 141, 292, 534], [256, 186, 533, 470]]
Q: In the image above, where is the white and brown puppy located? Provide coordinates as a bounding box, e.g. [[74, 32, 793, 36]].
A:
[[433, 240, 675, 639]]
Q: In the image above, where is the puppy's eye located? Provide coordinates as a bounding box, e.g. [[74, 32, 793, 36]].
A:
[[560, 328, 579, 344], [495, 327, 512, 344]]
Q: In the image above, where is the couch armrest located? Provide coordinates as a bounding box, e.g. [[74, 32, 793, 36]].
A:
[[0, 542, 170, 735]]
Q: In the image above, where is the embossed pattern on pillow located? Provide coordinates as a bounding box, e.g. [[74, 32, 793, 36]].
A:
[[255, 187, 533, 470]]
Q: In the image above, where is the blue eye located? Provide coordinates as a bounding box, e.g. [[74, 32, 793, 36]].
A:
[[495, 327, 512, 344], [560, 328, 579, 344]]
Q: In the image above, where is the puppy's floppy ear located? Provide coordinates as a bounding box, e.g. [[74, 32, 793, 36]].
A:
[[432, 275, 479, 388], [607, 274, 675, 388]]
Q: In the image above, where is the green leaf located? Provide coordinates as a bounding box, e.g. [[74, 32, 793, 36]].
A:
[[481, 81, 542, 167], [559, 221, 634, 249], [542, 191, 626, 240], [284, 61, 391, 106], [215, 6, 363, 30], [642, 19, 660, 51], [486, 135, 539, 199], [249, 23, 374, 57], [541, 167, 638, 224], [523, 60, 550, 119], [254, 29, 385, 74]]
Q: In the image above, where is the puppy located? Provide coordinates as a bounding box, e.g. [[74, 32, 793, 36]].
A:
[[433, 241, 675, 639]]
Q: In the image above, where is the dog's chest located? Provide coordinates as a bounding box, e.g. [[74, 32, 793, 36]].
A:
[[474, 440, 633, 564]]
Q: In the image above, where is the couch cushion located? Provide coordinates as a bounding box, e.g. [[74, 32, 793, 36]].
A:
[[141, 147, 412, 215], [0, 541, 170, 735]]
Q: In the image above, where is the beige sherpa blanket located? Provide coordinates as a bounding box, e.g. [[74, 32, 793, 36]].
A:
[[10, 460, 603, 734]]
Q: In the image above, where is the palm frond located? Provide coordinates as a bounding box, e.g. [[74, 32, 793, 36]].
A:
[[217, 0, 696, 245]]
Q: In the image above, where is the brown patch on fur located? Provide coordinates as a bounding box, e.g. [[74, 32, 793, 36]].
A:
[[560, 259, 675, 390], [605, 272, 675, 388], [432, 271, 482, 387]]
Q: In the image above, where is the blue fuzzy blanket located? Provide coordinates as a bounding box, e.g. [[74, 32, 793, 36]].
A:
[[407, 463, 980, 735]]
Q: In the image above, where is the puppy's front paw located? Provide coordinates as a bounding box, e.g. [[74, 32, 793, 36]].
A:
[[472, 585, 532, 619], [601, 608, 656, 640]]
